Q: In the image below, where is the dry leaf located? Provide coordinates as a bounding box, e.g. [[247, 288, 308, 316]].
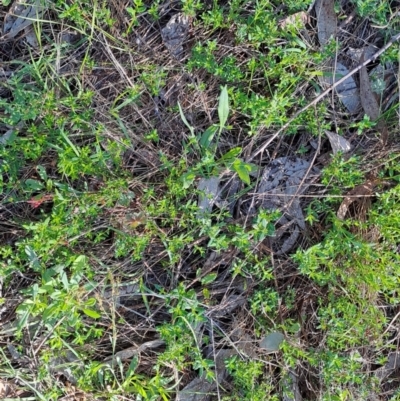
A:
[[2, 0, 48, 41], [322, 62, 360, 113], [282, 372, 303, 401], [337, 180, 375, 220], [197, 176, 221, 216], [347, 45, 378, 63], [0, 379, 17, 398], [375, 352, 400, 381], [279, 11, 309, 29], [315, 0, 337, 46], [161, 13, 190, 60], [359, 51, 388, 144], [360, 54, 380, 121], [325, 130, 351, 154], [24, 25, 38, 47]]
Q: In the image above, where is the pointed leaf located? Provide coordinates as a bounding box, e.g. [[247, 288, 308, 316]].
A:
[[232, 159, 251, 185], [200, 273, 218, 285], [218, 86, 229, 129], [200, 125, 218, 148], [219, 147, 242, 164], [178, 102, 194, 135], [25, 245, 41, 270], [82, 309, 101, 319]]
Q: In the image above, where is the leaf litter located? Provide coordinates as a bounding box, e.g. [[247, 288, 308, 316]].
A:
[[315, 0, 337, 46], [161, 13, 191, 60], [321, 61, 361, 114], [324, 130, 351, 154], [359, 50, 389, 144], [2, 0, 48, 41]]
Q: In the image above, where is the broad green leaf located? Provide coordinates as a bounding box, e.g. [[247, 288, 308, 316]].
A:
[[125, 356, 139, 378], [42, 304, 58, 321], [235, 167, 250, 185], [43, 268, 56, 283], [24, 179, 44, 191], [218, 85, 229, 129], [82, 309, 101, 319], [232, 159, 251, 185], [60, 270, 69, 290], [200, 125, 218, 148], [201, 273, 218, 285]]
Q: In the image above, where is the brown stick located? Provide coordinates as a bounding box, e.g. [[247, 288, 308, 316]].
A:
[[247, 32, 400, 162]]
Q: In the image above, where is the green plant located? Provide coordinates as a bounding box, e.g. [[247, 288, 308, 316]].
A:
[[224, 357, 278, 401], [321, 154, 364, 193], [1, 1, 399, 399], [157, 285, 214, 381], [179, 86, 257, 186]]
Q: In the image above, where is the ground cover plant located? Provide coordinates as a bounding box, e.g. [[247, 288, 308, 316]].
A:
[[0, 0, 399, 400]]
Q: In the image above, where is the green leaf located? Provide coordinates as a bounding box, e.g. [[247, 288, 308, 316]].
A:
[[85, 297, 97, 307], [36, 165, 47, 181], [199, 125, 218, 148], [232, 159, 252, 185], [82, 309, 101, 319], [25, 245, 41, 270], [72, 255, 88, 274], [16, 309, 30, 332], [125, 356, 139, 378], [60, 270, 69, 290], [219, 147, 242, 164], [60, 126, 80, 157], [200, 273, 218, 285], [181, 171, 196, 189], [24, 179, 44, 191], [178, 102, 194, 136], [218, 85, 229, 129]]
